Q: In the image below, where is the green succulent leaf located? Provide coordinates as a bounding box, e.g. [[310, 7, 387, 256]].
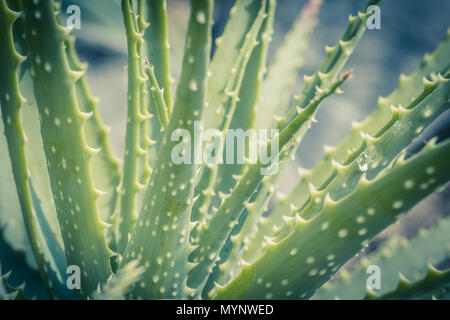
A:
[[0, 226, 49, 299], [188, 71, 351, 294], [94, 260, 144, 300], [115, 0, 152, 254], [121, 0, 214, 299], [202, 0, 265, 130], [64, 37, 121, 229], [314, 215, 450, 299], [244, 30, 450, 264], [190, 0, 268, 233], [214, 138, 450, 299], [366, 264, 450, 300], [141, 0, 172, 171], [22, 0, 114, 295], [255, 0, 322, 130], [0, 0, 448, 301], [202, 0, 277, 295]]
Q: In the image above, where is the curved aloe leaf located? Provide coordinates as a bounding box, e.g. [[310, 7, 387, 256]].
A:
[[244, 31, 450, 263], [314, 215, 450, 299], [214, 138, 450, 299], [121, 0, 213, 299], [22, 0, 113, 295], [0, 226, 49, 299], [366, 265, 450, 300], [94, 260, 144, 300], [255, 0, 322, 130], [188, 72, 351, 293]]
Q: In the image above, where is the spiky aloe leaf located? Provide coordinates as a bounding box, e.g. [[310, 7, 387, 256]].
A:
[[115, 0, 152, 254], [0, 226, 49, 299], [2, 57, 69, 299], [22, 0, 113, 295], [0, 123, 27, 256], [20, 73, 65, 257], [29, 183, 76, 299], [64, 37, 121, 228], [144, 59, 169, 130], [278, 0, 383, 130], [214, 138, 450, 299], [209, 0, 322, 288], [190, 0, 267, 230], [94, 260, 144, 300], [222, 0, 385, 273], [202, 0, 264, 130], [144, 0, 172, 110], [121, 0, 213, 299], [314, 215, 450, 299], [295, 73, 449, 220], [143, 0, 172, 152], [1, 268, 25, 300], [210, 0, 277, 202], [255, 0, 322, 130], [15, 67, 75, 299], [365, 265, 450, 300], [244, 31, 450, 262], [188, 72, 351, 293], [141, 0, 172, 172], [0, 0, 57, 297], [202, 0, 277, 294], [196, 0, 359, 268]]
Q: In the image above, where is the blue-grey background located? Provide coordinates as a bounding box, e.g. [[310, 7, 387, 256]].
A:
[[66, 0, 449, 246]]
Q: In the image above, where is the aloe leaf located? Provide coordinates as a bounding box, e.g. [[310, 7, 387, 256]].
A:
[[115, 0, 152, 254], [190, 0, 267, 231], [255, 0, 322, 130], [245, 31, 450, 262], [208, 0, 276, 212], [15, 68, 76, 299], [0, 127, 29, 257], [214, 138, 450, 299], [144, 0, 172, 114], [202, 0, 277, 292], [202, 0, 264, 130], [0, 0, 59, 298], [222, 0, 385, 271], [144, 59, 169, 130], [121, 0, 213, 299], [141, 0, 172, 171], [22, 0, 113, 295], [365, 265, 450, 300], [314, 215, 450, 299], [64, 37, 121, 228], [29, 182, 77, 299], [301, 73, 449, 218], [1, 269, 25, 300], [1, 69, 68, 298], [0, 226, 49, 299], [278, 0, 383, 130], [94, 260, 144, 300], [188, 72, 351, 293], [210, 0, 321, 286]]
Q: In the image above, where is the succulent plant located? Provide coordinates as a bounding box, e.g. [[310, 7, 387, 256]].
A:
[[0, 0, 449, 300]]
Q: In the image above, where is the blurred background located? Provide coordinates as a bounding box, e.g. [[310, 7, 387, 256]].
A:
[[61, 0, 449, 241]]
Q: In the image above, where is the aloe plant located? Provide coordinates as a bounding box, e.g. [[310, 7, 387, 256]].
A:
[[0, 0, 449, 300]]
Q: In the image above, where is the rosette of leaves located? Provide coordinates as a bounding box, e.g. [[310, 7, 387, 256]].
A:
[[0, 0, 449, 300]]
